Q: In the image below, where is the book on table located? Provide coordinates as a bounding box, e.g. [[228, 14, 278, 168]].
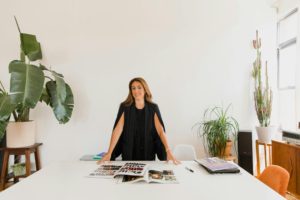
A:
[[80, 152, 106, 161], [88, 162, 178, 183], [194, 157, 240, 174]]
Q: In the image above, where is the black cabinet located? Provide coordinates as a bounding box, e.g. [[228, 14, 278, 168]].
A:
[[238, 131, 253, 175]]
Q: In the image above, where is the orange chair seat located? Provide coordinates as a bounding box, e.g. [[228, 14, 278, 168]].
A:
[[258, 165, 290, 197]]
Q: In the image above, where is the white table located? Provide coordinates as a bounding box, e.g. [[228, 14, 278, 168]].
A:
[[0, 161, 285, 200]]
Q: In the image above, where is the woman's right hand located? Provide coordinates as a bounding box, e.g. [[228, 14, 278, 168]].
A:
[[97, 153, 111, 164]]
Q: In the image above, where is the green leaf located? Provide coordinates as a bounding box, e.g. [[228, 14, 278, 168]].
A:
[[0, 120, 8, 142], [39, 88, 50, 105], [20, 33, 42, 61], [52, 71, 66, 101], [9, 60, 45, 108], [20, 50, 25, 62], [46, 81, 74, 124], [0, 94, 16, 121], [0, 92, 14, 141]]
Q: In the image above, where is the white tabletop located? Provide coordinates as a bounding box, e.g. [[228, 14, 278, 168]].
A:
[[0, 161, 284, 200]]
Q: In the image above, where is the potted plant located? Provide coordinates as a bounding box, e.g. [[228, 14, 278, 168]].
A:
[[194, 105, 239, 158], [251, 31, 276, 143], [0, 17, 74, 147]]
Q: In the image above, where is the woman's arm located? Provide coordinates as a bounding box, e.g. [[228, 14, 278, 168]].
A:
[[154, 113, 180, 165], [97, 113, 125, 164]]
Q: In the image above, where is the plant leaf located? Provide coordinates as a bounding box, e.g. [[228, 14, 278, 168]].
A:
[[0, 94, 16, 121], [0, 120, 8, 142], [20, 50, 25, 62], [0, 93, 14, 142], [9, 60, 45, 108], [39, 88, 50, 105], [52, 71, 66, 101], [20, 33, 42, 61], [46, 81, 74, 124]]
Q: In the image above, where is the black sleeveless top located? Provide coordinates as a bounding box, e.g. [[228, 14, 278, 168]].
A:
[[132, 107, 146, 160]]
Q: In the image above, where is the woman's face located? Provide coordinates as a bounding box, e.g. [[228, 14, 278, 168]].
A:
[[131, 81, 145, 101]]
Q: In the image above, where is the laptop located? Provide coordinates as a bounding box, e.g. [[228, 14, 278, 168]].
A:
[[194, 157, 240, 174]]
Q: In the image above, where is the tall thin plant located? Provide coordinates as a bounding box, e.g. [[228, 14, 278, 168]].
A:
[[252, 31, 272, 127]]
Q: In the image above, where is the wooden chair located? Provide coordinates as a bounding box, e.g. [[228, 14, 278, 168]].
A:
[[258, 165, 290, 197], [256, 140, 272, 176]]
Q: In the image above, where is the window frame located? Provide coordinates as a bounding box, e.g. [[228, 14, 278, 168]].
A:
[[277, 8, 298, 90]]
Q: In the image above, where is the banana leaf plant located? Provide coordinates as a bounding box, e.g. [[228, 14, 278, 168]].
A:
[[0, 17, 74, 141]]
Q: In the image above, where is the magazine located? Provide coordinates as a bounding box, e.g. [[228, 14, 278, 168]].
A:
[[114, 162, 178, 184], [87, 164, 123, 178], [113, 162, 148, 177], [87, 162, 178, 183], [194, 157, 240, 174], [117, 169, 178, 184]]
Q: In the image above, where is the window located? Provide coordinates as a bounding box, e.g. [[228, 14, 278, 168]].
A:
[[277, 8, 298, 130]]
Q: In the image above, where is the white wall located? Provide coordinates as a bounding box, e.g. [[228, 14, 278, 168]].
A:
[[0, 0, 277, 166]]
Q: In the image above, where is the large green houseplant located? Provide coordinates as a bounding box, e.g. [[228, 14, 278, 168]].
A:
[[251, 31, 275, 143], [194, 105, 239, 157], [0, 17, 74, 142]]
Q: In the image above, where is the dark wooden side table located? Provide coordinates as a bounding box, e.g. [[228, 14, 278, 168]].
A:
[[0, 143, 42, 190]]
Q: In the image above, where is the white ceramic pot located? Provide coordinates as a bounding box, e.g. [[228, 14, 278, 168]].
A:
[[6, 121, 36, 148], [256, 126, 277, 144]]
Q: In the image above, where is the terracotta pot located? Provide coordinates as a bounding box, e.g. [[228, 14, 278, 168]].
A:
[[6, 121, 36, 147], [224, 140, 232, 157]]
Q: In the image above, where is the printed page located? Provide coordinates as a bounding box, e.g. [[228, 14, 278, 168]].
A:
[[117, 175, 147, 184], [148, 169, 178, 184], [87, 164, 123, 178], [114, 162, 147, 178]]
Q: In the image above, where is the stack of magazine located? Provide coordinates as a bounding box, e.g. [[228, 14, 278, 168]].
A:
[[87, 162, 178, 184], [194, 157, 240, 174]]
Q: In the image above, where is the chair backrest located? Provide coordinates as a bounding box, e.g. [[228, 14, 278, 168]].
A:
[[172, 144, 197, 161], [258, 165, 290, 197]]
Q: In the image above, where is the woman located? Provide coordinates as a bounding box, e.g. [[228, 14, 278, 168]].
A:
[[98, 77, 180, 164]]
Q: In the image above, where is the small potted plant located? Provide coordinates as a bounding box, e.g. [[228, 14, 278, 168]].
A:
[[0, 17, 74, 147], [252, 31, 276, 143], [194, 105, 239, 158], [11, 163, 26, 176]]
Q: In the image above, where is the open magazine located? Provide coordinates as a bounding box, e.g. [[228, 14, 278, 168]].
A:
[[115, 163, 178, 184], [88, 162, 178, 184], [117, 169, 177, 184], [88, 164, 123, 178], [194, 157, 240, 174]]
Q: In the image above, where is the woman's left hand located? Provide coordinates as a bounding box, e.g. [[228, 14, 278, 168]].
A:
[[167, 151, 181, 165]]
